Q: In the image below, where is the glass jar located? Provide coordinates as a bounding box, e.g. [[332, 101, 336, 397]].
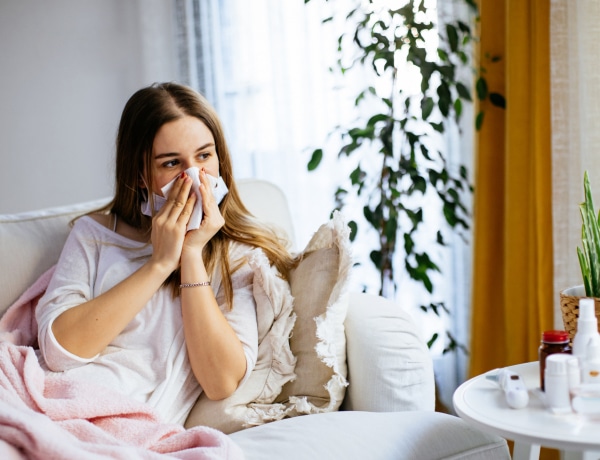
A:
[[539, 330, 571, 391]]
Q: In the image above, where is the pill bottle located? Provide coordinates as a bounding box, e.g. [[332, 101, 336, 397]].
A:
[[545, 354, 573, 413], [539, 330, 571, 390]]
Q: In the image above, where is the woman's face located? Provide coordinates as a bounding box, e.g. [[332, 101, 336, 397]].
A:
[[150, 115, 220, 195]]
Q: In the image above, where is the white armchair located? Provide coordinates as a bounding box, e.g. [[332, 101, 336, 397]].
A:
[[0, 179, 509, 459]]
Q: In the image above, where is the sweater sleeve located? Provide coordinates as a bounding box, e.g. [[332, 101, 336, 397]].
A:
[[36, 218, 100, 371]]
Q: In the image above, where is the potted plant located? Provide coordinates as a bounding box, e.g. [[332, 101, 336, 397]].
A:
[[560, 171, 600, 341]]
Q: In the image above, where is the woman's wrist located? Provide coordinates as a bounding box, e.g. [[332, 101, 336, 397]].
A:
[[145, 257, 178, 280], [181, 245, 204, 264]]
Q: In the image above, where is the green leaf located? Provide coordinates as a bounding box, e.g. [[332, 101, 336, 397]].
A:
[[454, 98, 463, 119], [437, 82, 451, 117], [578, 246, 592, 296], [370, 250, 383, 269], [349, 165, 364, 185], [404, 233, 414, 254], [476, 77, 488, 100], [367, 113, 389, 127], [446, 24, 459, 52], [412, 175, 427, 194], [580, 171, 600, 296], [421, 145, 432, 161], [340, 141, 360, 157], [427, 333, 439, 349], [443, 203, 458, 226], [489, 92, 506, 108], [430, 122, 445, 133], [437, 48, 449, 62], [384, 219, 397, 241], [421, 97, 435, 120], [456, 21, 471, 35], [456, 82, 472, 101], [436, 230, 446, 246], [475, 111, 484, 130], [307, 149, 323, 171], [348, 220, 358, 242]]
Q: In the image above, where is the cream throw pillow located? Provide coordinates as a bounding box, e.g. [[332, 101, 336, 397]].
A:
[[275, 211, 351, 414]]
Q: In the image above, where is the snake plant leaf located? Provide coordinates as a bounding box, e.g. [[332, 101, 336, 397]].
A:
[[585, 173, 600, 296], [578, 246, 592, 296], [579, 171, 600, 297]]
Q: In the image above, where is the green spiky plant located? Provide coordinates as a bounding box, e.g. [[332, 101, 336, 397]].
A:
[[577, 171, 600, 297]]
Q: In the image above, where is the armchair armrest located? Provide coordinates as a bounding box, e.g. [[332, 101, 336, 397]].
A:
[[341, 292, 435, 412]]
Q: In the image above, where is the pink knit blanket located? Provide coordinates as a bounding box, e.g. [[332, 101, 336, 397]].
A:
[[0, 267, 244, 459]]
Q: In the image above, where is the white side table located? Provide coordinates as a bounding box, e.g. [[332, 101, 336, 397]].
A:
[[453, 362, 600, 460]]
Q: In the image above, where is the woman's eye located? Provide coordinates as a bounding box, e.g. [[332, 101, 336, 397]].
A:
[[163, 160, 178, 168]]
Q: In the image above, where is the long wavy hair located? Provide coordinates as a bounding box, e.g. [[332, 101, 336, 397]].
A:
[[102, 82, 296, 306]]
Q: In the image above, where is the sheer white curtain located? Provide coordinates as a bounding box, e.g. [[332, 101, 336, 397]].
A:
[[175, 0, 348, 250], [551, 0, 600, 327], [175, 0, 474, 408]]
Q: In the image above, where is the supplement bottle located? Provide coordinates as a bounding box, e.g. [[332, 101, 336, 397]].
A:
[[539, 330, 571, 390]]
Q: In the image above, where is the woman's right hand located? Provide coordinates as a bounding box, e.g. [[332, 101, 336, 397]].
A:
[[49, 176, 196, 360], [149, 173, 196, 274]]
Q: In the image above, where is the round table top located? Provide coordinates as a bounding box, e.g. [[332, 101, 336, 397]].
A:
[[453, 362, 600, 452]]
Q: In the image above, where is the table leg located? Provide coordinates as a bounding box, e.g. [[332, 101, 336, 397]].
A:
[[513, 442, 541, 460]]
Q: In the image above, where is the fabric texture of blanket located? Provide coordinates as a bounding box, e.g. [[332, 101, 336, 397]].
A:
[[0, 266, 244, 460]]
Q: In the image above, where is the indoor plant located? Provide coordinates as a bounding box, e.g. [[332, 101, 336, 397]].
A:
[[304, 0, 477, 352], [560, 171, 600, 340]]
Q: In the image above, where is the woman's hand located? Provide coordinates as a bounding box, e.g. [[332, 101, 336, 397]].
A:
[[150, 173, 196, 273], [183, 168, 225, 253]]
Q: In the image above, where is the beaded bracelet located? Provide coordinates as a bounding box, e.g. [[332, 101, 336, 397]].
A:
[[179, 281, 211, 289]]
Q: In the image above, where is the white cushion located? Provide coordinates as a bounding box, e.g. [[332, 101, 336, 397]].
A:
[[342, 292, 435, 412], [237, 179, 295, 245], [0, 199, 109, 313], [229, 411, 509, 460]]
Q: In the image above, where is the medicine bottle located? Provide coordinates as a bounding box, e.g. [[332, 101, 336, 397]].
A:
[[539, 330, 571, 391]]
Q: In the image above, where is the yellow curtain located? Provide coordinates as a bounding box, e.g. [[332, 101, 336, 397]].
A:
[[470, 0, 553, 375]]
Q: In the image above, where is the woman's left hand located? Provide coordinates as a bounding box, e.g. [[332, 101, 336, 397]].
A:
[[183, 168, 225, 252]]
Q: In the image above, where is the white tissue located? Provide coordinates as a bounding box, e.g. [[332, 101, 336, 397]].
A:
[[140, 166, 228, 231]]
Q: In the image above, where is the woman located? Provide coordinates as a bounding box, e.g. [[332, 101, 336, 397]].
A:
[[35, 82, 295, 426]]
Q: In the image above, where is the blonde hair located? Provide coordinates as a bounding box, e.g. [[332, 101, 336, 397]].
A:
[[101, 82, 296, 306]]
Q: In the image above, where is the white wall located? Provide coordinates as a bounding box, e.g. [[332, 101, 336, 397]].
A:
[[0, 0, 178, 213]]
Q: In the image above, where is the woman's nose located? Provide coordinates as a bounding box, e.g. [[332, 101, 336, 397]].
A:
[[181, 160, 194, 170]]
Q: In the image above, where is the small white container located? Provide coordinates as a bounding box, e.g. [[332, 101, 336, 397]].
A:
[[544, 354, 573, 413]]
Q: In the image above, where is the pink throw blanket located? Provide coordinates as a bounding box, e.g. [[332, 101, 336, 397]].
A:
[[0, 267, 245, 459]]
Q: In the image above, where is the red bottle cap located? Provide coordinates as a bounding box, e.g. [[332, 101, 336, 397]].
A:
[[542, 330, 569, 343]]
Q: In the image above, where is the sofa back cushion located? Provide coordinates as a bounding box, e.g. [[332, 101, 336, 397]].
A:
[[0, 199, 109, 314]]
